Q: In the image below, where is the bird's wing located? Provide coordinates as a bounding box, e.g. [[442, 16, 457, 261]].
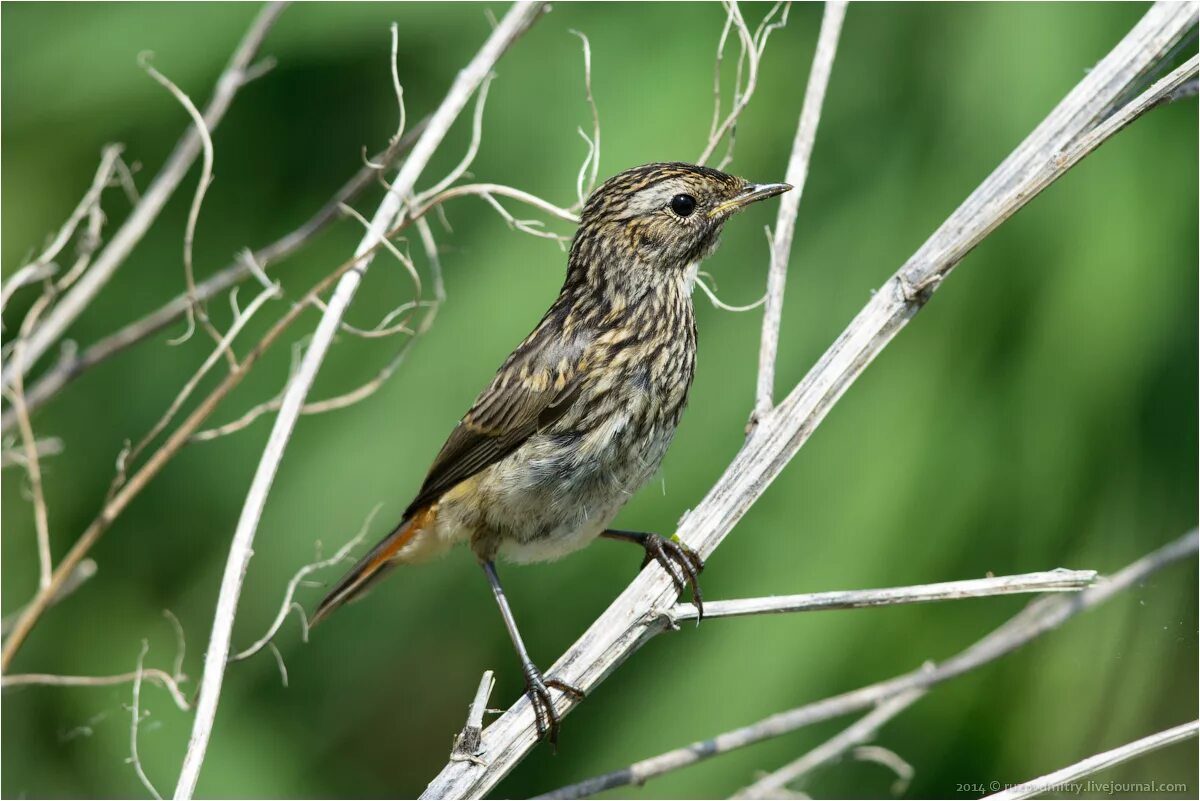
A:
[[403, 324, 588, 516]]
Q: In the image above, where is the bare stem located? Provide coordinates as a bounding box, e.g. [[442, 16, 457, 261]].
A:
[[2, 666, 190, 713], [667, 568, 1098, 623], [731, 690, 924, 799], [754, 0, 846, 421], [129, 641, 164, 800], [139, 55, 226, 355], [984, 721, 1199, 800], [0, 145, 124, 315]]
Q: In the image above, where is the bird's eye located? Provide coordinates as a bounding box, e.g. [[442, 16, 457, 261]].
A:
[[669, 194, 697, 217]]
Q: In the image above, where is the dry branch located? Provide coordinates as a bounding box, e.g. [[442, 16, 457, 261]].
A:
[[172, 5, 548, 798], [537, 530, 1198, 798], [1, 2, 286, 391], [754, 0, 845, 421], [666, 568, 1097, 623], [730, 690, 924, 799], [420, 6, 1197, 797], [985, 721, 1199, 800]]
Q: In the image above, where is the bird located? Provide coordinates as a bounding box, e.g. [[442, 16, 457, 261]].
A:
[[312, 162, 790, 744]]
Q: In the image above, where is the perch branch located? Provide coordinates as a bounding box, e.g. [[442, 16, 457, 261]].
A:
[[421, 6, 1198, 796], [667, 568, 1097, 623], [754, 0, 846, 421], [985, 721, 1200, 800], [172, 5, 548, 798], [537, 530, 1198, 798], [1, 1, 286, 391]]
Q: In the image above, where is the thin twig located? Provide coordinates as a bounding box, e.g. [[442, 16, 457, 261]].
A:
[[115, 284, 279, 487], [2, 668, 191, 713], [229, 506, 377, 670], [535, 530, 1198, 799], [754, 0, 846, 423], [6, 292, 57, 589], [128, 641, 164, 800], [139, 54, 226, 355], [0, 145, 124, 315], [984, 721, 1199, 800], [422, 8, 1198, 796], [731, 690, 923, 798], [667, 568, 1098, 623], [1, 1, 287, 391], [190, 334, 417, 442], [697, 0, 790, 166], [173, 6, 548, 798], [0, 117, 430, 435], [413, 74, 496, 204], [568, 29, 601, 206], [0, 559, 96, 637], [414, 182, 577, 224]]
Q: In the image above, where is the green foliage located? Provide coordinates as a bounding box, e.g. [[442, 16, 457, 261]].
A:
[[2, 3, 1195, 798]]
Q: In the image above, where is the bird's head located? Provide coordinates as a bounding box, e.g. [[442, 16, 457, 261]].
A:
[[569, 162, 791, 286]]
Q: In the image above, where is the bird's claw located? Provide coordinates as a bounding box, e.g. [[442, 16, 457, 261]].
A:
[[639, 534, 705, 620], [523, 663, 584, 749]]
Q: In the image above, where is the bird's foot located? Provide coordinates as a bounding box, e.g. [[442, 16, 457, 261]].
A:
[[522, 661, 584, 749], [641, 533, 705, 620]]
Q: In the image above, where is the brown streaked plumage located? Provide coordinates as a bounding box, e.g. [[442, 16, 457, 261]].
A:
[[314, 162, 790, 744]]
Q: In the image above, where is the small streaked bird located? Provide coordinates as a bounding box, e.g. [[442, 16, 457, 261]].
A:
[[313, 162, 790, 744]]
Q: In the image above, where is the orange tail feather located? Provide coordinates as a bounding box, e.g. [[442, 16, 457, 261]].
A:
[[310, 504, 437, 627]]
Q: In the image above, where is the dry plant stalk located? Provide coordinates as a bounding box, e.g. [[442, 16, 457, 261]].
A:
[[985, 720, 1199, 801]]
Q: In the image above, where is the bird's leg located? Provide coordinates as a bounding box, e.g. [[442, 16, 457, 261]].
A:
[[601, 529, 705, 619], [479, 559, 583, 748]]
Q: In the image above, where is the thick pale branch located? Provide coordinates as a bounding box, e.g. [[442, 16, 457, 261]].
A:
[[421, 6, 1197, 797], [667, 569, 1097, 623]]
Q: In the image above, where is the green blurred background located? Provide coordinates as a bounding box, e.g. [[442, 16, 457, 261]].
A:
[[2, 3, 1196, 798]]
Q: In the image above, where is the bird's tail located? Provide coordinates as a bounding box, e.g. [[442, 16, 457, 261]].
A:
[[310, 504, 438, 627]]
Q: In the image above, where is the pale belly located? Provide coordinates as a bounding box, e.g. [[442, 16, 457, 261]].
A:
[[422, 410, 678, 564]]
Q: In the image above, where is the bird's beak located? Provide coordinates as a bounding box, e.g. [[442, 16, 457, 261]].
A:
[[708, 182, 793, 217]]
